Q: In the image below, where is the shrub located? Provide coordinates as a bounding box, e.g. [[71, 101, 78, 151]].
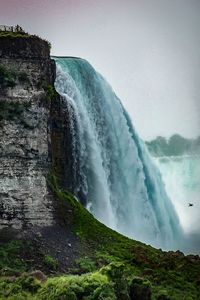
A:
[[44, 255, 58, 270], [0, 64, 16, 89], [76, 256, 97, 273], [39, 271, 116, 300], [0, 240, 27, 272], [46, 84, 55, 100], [40, 81, 56, 100]]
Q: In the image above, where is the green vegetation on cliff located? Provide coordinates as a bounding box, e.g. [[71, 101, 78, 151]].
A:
[[50, 179, 200, 299], [0, 64, 30, 90], [0, 173, 199, 299], [0, 64, 16, 89], [0, 26, 51, 49]]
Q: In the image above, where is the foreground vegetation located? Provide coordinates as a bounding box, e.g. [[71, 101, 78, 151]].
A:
[[0, 175, 199, 299]]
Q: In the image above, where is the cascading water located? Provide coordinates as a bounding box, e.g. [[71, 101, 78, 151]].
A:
[[53, 57, 182, 250]]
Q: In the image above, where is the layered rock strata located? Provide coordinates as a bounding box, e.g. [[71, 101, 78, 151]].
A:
[[0, 37, 55, 229]]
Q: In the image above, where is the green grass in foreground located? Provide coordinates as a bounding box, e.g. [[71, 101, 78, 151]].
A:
[[0, 174, 199, 299], [49, 175, 200, 299]]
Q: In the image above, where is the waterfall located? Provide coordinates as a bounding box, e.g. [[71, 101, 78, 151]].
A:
[[53, 57, 182, 250]]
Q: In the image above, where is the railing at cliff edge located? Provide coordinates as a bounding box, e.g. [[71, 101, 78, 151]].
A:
[[0, 25, 25, 32]]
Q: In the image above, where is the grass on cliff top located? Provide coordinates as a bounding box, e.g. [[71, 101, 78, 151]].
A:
[[0, 30, 51, 48], [0, 30, 30, 39]]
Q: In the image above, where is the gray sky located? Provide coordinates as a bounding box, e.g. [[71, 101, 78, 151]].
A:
[[1, 0, 200, 140]]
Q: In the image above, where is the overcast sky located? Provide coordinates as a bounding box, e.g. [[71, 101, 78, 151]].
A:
[[1, 0, 200, 140]]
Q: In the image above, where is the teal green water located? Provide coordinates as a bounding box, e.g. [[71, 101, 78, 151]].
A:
[[53, 57, 182, 250]]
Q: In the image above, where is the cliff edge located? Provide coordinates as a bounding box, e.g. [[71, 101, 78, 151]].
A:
[[0, 34, 55, 229]]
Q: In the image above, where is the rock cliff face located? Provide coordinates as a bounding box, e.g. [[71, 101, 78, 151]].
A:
[[0, 37, 56, 229]]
